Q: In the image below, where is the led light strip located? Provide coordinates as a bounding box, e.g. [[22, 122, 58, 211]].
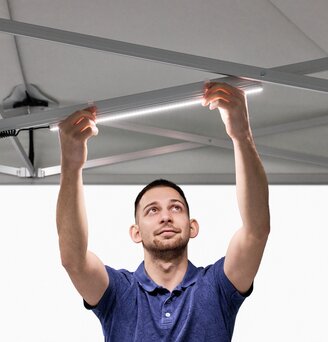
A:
[[96, 98, 202, 125], [0, 78, 263, 133], [50, 85, 263, 131]]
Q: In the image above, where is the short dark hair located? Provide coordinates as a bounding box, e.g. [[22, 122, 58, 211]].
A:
[[134, 179, 190, 218]]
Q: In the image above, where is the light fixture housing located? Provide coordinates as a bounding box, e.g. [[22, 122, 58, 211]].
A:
[[1, 77, 262, 133]]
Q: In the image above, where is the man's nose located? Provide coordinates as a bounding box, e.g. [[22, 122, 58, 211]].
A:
[[160, 210, 173, 224]]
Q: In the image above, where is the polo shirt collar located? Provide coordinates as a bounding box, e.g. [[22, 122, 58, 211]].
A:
[[134, 260, 199, 293]]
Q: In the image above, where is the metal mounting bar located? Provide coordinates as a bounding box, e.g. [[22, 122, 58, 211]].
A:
[[0, 164, 20, 176], [1, 18, 328, 92], [41, 142, 204, 177], [0, 165, 33, 177]]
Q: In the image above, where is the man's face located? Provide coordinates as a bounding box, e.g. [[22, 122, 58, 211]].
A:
[[132, 186, 197, 256]]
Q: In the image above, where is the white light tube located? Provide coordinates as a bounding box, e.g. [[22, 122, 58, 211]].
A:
[[49, 99, 201, 131], [244, 86, 264, 95], [96, 98, 202, 124], [50, 84, 263, 131]]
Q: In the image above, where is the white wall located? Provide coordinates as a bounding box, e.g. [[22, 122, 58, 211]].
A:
[[0, 185, 327, 341]]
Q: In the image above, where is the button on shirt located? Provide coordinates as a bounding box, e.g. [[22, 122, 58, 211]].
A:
[[84, 257, 252, 342]]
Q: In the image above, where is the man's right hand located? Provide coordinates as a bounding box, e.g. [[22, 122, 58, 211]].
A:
[[58, 106, 98, 171]]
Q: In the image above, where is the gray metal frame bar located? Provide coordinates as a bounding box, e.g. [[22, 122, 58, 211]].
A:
[[41, 142, 204, 177], [271, 57, 328, 75], [1, 18, 328, 92], [0, 164, 21, 177], [105, 121, 328, 169]]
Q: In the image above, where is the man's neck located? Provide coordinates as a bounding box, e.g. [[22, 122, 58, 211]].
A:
[[143, 252, 188, 292]]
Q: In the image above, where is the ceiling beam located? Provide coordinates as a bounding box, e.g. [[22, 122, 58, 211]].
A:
[[1, 18, 328, 92], [252, 115, 328, 137], [41, 142, 204, 177], [105, 121, 328, 169], [271, 57, 328, 75]]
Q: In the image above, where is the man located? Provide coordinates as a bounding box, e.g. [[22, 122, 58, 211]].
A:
[[56, 82, 270, 341]]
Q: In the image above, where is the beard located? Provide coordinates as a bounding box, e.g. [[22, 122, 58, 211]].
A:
[[142, 234, 189, 262]]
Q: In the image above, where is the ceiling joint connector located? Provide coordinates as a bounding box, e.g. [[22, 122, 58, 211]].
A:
[[17, 167, 32, 178], [37, 168, 46, 178], [17, 167, 44, 178]]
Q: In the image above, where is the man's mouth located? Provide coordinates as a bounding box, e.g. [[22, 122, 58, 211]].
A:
[[156, 226, 180, 235], [160, 229, 176, 234]]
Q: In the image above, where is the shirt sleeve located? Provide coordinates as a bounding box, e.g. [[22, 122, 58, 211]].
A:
[[83, 265, 133, 323], [212, 257, 253, 312]]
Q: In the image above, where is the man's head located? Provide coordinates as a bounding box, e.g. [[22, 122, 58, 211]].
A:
[[130, 179, 198, 261], [134, 179, 190, 220]]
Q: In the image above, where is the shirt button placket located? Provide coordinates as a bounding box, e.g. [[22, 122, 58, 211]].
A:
[[162, 296, 173, 325]]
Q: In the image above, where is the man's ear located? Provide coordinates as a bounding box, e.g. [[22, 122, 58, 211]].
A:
[[189, 219, 199, 238], [129, 224, 142, 243]]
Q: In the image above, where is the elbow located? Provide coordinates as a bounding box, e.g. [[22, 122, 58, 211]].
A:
[[60, 256, 72, 270], [58, 237, 87, 272], [259, 214, 271, 238], [261, 218, 271, 240], [260, 207, 271, 237], [60, 252, 85, 273], [60, 254, 74, 271], [263, 223, 271, 239], [247, 218, 270, 241]]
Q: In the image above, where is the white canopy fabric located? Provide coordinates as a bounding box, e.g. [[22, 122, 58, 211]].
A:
[[1, 0, 328, 184]]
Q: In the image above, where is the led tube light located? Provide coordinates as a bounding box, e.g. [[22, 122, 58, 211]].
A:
[[94, 85, 263, 126], [0, 77, 263, 133], [49, 99, 203, 131], [50, 84, 262, 131]]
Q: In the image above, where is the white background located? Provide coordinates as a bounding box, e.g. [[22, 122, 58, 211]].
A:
[[0, 185, 327, 341]]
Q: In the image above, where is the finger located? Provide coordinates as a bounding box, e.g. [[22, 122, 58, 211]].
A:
[[65, 107, 97, 126], [204, 81, 230, 91], [216, 98, 246, 116], [71, 117, 98, 139], [74, 117, 98, 134], [202, 91, 232, 107], [209, 100, 219, 110], [204, 82, 244, 99], [208, 99, 232, 111], [60, 109, 97, 133], [203, 80, 214, 93], [81, 119, 99, 136], [80, 125, 99, 141]]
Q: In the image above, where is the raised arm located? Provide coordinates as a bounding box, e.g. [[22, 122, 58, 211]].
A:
[[202, 83, 270, 293], [56, 107, 109, 306]]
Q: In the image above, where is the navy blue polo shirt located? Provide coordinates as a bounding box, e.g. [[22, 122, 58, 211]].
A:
[[84, 257, 252, 341]]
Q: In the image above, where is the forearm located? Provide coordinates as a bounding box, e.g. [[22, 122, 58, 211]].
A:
[[233, 135, 270, 238], [56, 168, 89, 270]]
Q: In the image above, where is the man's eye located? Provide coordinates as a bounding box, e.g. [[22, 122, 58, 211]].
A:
[[148, 207, 158, 214], [172, 205, 182, 212]]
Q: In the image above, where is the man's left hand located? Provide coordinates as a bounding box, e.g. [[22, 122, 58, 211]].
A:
[[202, 82, 252, 142]]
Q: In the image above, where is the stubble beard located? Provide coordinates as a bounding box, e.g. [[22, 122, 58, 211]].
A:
[[143, 235, 189, 262]]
